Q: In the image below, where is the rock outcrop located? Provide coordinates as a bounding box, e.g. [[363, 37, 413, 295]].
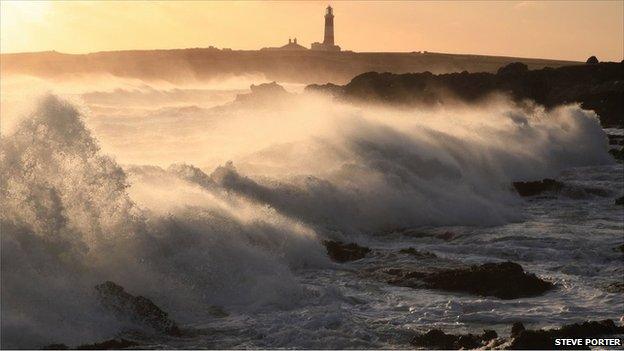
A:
[[322, 240, 371, 262], [95, 281, 181, 336], [512, 179, 564, 197], [307, 62, 624, 127], [586, 56, 599, 64], [410, 319, 624, 350], [410, 329, 498, 349], [230, 82, 294, 108], [508, 320, 624, 350], [609, 147, 624, 161], [387, 261, 554, 299]]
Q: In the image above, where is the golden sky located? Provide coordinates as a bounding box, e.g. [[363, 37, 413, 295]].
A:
[[1, 1, 622, 61]]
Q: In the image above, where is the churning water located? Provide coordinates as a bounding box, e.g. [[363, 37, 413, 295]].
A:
[[1, 75, 622, 348]]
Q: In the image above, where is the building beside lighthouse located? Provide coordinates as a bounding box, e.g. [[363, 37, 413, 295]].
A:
[[311, 5, 341, 52], [261, 37, 308, 51]]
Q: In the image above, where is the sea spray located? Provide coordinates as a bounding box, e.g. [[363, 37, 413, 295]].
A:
[[0, 91, 614, 348], [0, 95, 326, 348]]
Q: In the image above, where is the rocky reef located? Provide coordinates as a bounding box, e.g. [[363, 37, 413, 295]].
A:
[[306, 61, 624, 127], [386, 261, 554, 299], [95, 281, 181, 336], [323, 240, 371, 262], [43, 282, 183, 349], [229, 81, 294, 108], [411, 329, 498, 349], [513, 179, 564, 197], [410, 319, 624, 350]]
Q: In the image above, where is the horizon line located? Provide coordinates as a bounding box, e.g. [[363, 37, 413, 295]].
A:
[[0, 47, 588, 63]]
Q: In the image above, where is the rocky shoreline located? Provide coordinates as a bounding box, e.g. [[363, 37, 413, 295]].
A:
[[411, 320, 624, 350], [307, 61, 624, 127]]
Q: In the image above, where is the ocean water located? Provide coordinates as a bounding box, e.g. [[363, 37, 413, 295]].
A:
[[1, 76, 622, 349]]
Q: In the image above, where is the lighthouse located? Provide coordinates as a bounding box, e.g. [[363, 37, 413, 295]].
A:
[[311, 5, 341, 51], [323, 5, 335, 46]]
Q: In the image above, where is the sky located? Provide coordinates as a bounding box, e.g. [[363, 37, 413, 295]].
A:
[[1, 1, 622, 62]]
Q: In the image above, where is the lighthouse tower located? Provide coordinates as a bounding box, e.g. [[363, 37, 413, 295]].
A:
[[323, 5, 334, 46], [311, 5, 341, 51]]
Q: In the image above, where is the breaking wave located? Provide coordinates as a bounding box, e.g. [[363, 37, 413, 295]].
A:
[[0, 93, 612, 348]]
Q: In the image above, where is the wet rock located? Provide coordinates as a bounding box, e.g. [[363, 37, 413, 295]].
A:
[[604, 282, 624, 293], [511, 322, 526, 338], [482, 329, 498, 341], [608, 134, 624, 145], [609, 147, 624, 161], [513, 178, 563, 197], [389, 261, 554, 299], [322, 240, 371, 262], [410, 320, 623, 350], [399, 247, 437, 259], [410, 329, 498, 349], [508, 319, 624, 350], [95, 281, 181, 336], [76, 339, 139, 350], [616, 196, 624, 205]]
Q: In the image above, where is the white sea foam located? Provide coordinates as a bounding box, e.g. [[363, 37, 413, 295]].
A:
[[0, 80, 616, 348]]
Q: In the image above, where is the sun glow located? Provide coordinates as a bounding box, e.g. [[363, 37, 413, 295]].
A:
[[1, 1, 50, 25], [1, 1, 51, 52], [0, 1, 622, 61]]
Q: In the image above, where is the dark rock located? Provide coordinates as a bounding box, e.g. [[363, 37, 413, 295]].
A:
[[511, 322, 526, 338], [231, 82, 293, 108], [586, 56, 599, 64], [410, 329, 499, 349], [616, 196, 624, 205], [604, 282, 624, 293], [95, 281, 181, 336], [42, 344, 69, 350], [609, 147, 624, 161], [513, 179, 563, 197], [411, 329, 458, 349], [508, 319, 624, 350], [304, 82, 345, 97], [314, 62, 624, 127], [76, 338, 139, 350], [498, 62, 529, 75], [509, 329, 560, 350], [608, 134, 624, 145], [399, 247, 437, 259], [389, 261, 554, 299], [455, 334, 481, 349], [411, 320, 623, 350], [482, 329, 498, 341], [322, 240, 370, 262]]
